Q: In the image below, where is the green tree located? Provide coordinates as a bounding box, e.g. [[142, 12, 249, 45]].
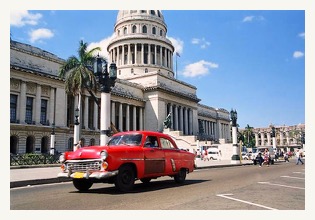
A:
[[59, 40, 102, 111], [243, 124, 255, 148]]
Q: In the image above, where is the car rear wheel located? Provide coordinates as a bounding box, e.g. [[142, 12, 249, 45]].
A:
[[72, 179, 93, 191], [174, 168, 187, 183], [115, 165, 135, 192]]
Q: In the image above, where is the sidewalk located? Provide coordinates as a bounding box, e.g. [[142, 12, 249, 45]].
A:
[[10, 159, 254, 188]]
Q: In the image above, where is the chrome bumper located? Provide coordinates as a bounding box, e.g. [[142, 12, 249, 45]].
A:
[[58, 170, 119, 179]]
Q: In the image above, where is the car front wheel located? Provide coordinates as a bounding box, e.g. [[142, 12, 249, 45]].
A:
[[115, 165, 135, 192], [72, 179, 93, 191]]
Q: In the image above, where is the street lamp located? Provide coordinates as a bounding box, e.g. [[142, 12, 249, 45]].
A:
[[230, 109, 240, 164], [271, 125, 276, 149], [50, 122, 55, 155], [73, 107, 80, 151], [94, 55, 117, 145]]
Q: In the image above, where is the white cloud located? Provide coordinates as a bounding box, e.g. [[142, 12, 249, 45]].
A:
[[10, 10, 42, 27], [191, 37, 211, 49], [88, 34, 116, 61], [29, 28, 54, 43], [293, 51, 304, 59], [167, 36, 184, 56], [182, 60, 218, 78], [242, 15, 265, 23]]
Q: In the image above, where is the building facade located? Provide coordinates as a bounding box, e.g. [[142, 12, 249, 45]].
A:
[[10, 10, 232, 154]]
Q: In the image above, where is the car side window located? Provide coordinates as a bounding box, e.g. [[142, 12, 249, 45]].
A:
[[145, 136, 158, 148], [160, 138, 175, 149]]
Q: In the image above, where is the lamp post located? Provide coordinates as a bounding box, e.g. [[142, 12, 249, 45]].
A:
[[271, 125, 276, 150], [230, 109, 240, 164], [94, 55, 117, 146], [50, 122, 55, 155], [73, 107, 80, 151]]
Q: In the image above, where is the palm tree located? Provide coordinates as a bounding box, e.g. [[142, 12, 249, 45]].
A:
[[59, 40, 102, 146], [244, 124, 255, 148]]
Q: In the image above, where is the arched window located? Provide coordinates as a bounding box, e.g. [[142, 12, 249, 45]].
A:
[[152, 27, 156, 35], [123, 27, 127, 35], [145, 68, 148, 73], [41, 136, 49, 154], [132, 25, 137, 33], [160, 30, 163, 36], [26, 136, 35, 153], [10, 135, 18, 154], [142, 25, 147, 33], [150, 10, 155, 15]]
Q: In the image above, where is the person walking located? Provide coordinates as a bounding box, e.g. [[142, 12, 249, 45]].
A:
[[262, 148, 270, 167], [257, 152, 263, 167], [296, 148, 304, 165], [75, 140, 82, 151]]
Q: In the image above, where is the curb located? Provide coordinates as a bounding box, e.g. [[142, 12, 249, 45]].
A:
[[10, 177, 72, 188]]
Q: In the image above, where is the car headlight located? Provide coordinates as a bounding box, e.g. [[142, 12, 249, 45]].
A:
[[100, 151, 108, 160], [59, 153, 65, 163]]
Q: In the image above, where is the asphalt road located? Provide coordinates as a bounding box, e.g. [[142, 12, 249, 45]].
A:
[[10, 161, 305, 212]]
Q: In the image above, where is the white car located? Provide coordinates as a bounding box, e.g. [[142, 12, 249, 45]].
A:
[[241, 152, 250, 160]]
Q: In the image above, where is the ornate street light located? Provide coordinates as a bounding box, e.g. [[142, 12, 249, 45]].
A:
[[50, 122, 55, 155], [94, 55, 117, 145], [73, 107, 80, 151], [230, 109, 240, 164]]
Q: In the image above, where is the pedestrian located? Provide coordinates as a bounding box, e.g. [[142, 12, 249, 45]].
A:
[[75, 140, 82, 151], [257, 152, 263, 167], [262, 148, 270, 167], [296, 148, 304, 165], [284, 152, 289, 162]]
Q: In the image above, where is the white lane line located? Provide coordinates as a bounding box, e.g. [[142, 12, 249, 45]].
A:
[[217, 193, 277, 210], [293, 172, 305, 174], [281, 176, 304, 180], [258, 182, 305, 189]]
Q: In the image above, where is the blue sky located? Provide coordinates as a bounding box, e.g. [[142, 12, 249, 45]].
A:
[[10, 9, 305, 129]]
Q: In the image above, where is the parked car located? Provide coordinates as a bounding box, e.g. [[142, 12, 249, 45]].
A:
[[58, 131, 195, 192], [241, 152, 250, 160]]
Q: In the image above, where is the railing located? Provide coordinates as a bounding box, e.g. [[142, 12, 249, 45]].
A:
[[10, 153, 61, 166]]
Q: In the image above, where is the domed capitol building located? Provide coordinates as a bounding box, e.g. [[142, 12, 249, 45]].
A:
[[10, 10, 232, 155], [10, 10, 304, 156]]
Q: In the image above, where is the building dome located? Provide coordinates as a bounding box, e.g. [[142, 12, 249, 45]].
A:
[[107, 10, 175, 79]]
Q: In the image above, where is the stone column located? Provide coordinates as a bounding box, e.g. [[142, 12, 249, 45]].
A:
[[148, 44, 151, 65], [119, 102, 123, 131], [126, 104, 130, 131], [135, 44, 137, 64], [174, 105, 178, 130], [93, 101, 98, 130], [139, 107, 143, 130], [111, 101, 115, 128], [49, 87, 55, 124], [128, 44, 131, 65], [154, 45, 157, 65], [35, 84, 41, 124], [84, 96, 89, 129], [141, 44, 144, 64], [133, 106, 137, 131]]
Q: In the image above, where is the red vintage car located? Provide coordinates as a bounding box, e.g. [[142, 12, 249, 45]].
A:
[[58, 131, 195, 192]]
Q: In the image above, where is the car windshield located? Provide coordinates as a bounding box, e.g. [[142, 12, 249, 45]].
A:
[[108, 134, 143, 146]]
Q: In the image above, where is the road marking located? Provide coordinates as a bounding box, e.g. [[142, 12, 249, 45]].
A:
[[217, 193, 278, 210], [280, 176, 304, 180], [293, 172, 305, 174], [258, 182, 305, 189]]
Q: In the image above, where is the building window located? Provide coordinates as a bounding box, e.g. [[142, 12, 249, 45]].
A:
[[152, 27, 156, 35], [123, 27, 127, 35], [88, 98, 94, 129], [140, 10, 146, 13], [10, 94, 17, 123], [25, 97, 33, 124], [40, 99, 48, 125], [142, 25, 147, 33], [160, 30, 163, 36], [132, 25, 137, 33], [150, 10, 155, 15], [131, 68, 134, 74], [145, 68, 148, 73]]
